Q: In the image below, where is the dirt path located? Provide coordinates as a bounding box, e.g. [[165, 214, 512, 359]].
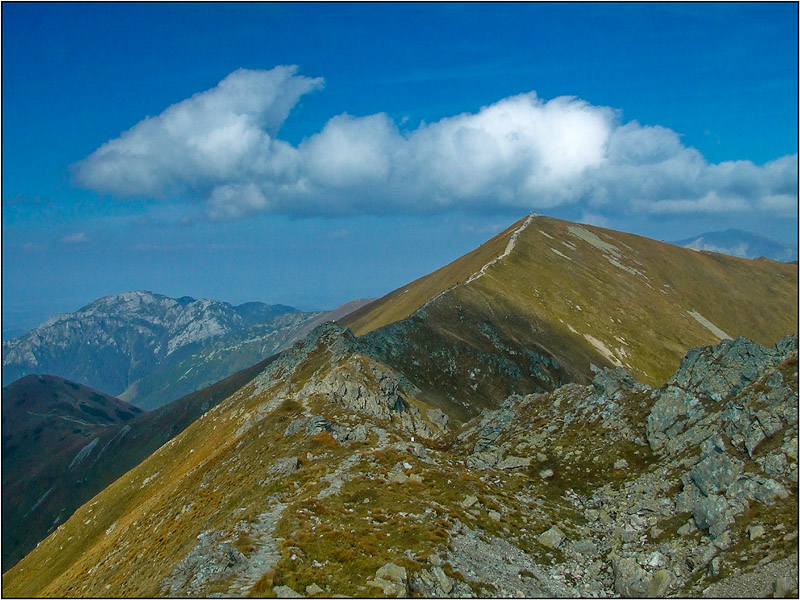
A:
[[227, 502, 287, 597], [464, 213, 534, 285], [317, 427, 389, 499], [422, 214, 535, 310]]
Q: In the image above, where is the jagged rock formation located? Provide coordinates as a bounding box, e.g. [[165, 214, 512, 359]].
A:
[[5, 327, 796, 598]]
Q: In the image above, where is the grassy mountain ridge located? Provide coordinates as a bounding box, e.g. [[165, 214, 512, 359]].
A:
[[1, 299, 375, 571], [4, 324, 796, 598], [341, 219, 522, 336], [352, 216, 797, 395], [3, 216, 797, 596]]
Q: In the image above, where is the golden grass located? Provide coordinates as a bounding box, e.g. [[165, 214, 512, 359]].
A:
[[341, 218, 525, 336], [429, 216, 796, 386], [4, 215, 796, 598]]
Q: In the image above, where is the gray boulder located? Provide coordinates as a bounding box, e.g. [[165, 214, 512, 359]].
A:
[[537, 525, 565, 549], [269, 457, 300, 476], [367, 562, 409, 598], [273, 585, 304, 598]]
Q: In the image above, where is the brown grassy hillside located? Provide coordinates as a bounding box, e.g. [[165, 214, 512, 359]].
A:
[[350, 215, 797, 388]]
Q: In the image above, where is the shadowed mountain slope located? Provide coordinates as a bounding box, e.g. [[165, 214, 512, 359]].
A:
[[1, 355, 279, 572]]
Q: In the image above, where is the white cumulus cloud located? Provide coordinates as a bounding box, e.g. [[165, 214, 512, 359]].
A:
[[73, 66, 798, 222]]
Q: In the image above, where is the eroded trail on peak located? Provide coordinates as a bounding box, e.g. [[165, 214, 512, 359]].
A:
[[422, 214, 535, 310], [464, 213, 535, 285], [228, 502, 287, 597]]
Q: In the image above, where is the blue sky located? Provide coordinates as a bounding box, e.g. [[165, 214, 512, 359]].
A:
[[3, 3, 798, 334]]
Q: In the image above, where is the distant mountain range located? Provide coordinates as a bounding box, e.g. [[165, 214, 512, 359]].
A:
[[2, 291, 372, 410], [672, 229, 797, 262]]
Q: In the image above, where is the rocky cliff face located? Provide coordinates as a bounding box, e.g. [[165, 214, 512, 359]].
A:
[[6, 327, 796, 598], [2, 291, 320, 409]]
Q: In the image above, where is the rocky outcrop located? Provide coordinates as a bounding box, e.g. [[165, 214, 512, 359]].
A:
[[160, 530, 248, 596], [367, 562, 409, 597], [641, 336, 799, 546], [6, 329, 797, 599], [443, 335, 798, 599], [298, 349, 436, 438]]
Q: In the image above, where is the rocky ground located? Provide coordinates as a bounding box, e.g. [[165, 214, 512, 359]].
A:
[[6, 325, 797, 598], [150, 329, 799, 598]]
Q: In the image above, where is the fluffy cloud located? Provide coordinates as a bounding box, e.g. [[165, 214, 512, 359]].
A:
[[73, 66, 322, 199], [73, 66, 797, 220]]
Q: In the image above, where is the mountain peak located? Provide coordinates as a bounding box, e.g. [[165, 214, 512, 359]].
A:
[[671, 229, 797, 262]]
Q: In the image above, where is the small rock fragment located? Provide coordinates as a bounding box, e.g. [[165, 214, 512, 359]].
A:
[[461, 495, 479, 508], [306, 583, 323, 596], [646, 569, 675, 597], [774, 576, 794, 598], [269, 457, 300, 476], [427, 554, 444, 567]]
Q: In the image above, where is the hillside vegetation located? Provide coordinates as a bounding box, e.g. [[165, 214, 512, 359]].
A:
[[4, 324, 796, 598], [348, 215, 797, 391], [3, 216, 797, 598], [1, 356, 278, 572]]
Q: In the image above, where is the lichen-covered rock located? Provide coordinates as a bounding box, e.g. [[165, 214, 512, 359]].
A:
[[367, 562, 408, 598], [496, 455, 531, 470], [273, 584, 303, 598], [159, 531, 248, 596], [427, 408, 449, 433], [537, 525, 565, 549], [668, 336, 777, 401], [612, 556, 650, 598], [690, 452, 743, 496], [269, 457, 300, 476], [591, 365, 649, 401]]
